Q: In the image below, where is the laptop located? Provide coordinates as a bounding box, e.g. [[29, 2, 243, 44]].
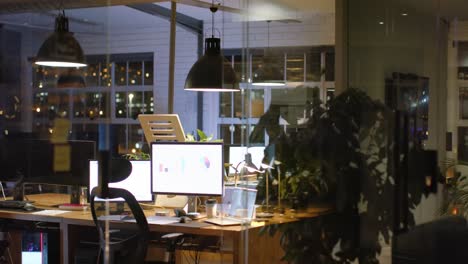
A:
[[204, 187, 257, 226]]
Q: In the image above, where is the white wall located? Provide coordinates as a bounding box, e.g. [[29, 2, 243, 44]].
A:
[[74, 6, 199, 134]]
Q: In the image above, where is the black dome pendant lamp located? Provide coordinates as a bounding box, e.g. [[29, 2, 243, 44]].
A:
[[252, 21, 285, 87], [184, 2, 239, 92], [35, 10, 87, 68]]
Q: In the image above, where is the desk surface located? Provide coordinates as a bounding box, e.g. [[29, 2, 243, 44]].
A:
[[2, 193, 333, 232], [0, 193, 334, 264]]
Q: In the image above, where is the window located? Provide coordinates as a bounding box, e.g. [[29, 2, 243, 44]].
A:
[[216, 46, 335, 146], [32, 53, 154, 154]]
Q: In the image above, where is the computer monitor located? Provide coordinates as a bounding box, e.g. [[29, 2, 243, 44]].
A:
[[0, 138, 95, 186], [228, 146, 265, 175], [89, 160, 153, 202], [151, 142, 224, 196]]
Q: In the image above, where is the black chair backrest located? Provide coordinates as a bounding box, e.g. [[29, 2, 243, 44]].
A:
[[90, 186, 149, 264]]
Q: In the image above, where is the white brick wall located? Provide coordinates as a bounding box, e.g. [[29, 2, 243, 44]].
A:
[[76, 17, 200, 134]]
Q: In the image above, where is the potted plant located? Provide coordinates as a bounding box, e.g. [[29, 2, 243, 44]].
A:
[[254, 87, 423, 263]]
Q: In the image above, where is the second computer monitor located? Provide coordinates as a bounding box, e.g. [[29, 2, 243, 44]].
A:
[[151, 142, 223, 196], [89, 160, 153, 202]]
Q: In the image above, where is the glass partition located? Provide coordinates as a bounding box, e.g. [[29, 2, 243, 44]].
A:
[[0, 0, 341, 263]]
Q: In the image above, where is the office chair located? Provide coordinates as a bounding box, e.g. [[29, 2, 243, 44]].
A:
[[90, 186, 149, 264]]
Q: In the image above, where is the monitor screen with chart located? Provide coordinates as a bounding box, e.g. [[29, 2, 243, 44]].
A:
[[151, 142, 224, 196]]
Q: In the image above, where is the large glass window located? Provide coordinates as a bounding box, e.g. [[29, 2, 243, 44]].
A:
[[218, 47, 335, 146], [32, 53, 154, 154]]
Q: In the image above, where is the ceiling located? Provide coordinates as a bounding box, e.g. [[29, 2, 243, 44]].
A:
[[3, 0, 468, 21], [0, 0, 334, 18], [0, 0, 335, 33]]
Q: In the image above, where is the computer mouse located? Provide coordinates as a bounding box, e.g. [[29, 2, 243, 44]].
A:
[[179, 216, 192, 223], [23, 203, 36, 212]]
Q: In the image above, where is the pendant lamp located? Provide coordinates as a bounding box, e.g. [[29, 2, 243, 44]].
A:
[[184, 4, 239, 92], [252, 21, 285, 87], [35, 11, 87, 68]]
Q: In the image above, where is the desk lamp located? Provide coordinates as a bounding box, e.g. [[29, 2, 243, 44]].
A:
[[234, 153, 260, 187], [274, 160, 283, 212], [259, 160, 275, 216]]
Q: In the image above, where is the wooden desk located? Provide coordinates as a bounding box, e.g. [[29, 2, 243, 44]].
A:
[[0, 193, 333, 264]]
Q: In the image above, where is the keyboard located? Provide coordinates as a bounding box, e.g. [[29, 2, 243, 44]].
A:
[[0, 200, 36, 211]]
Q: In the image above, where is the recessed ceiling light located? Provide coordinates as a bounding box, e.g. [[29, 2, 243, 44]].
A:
[[401, 13, 408, 16], [379, 21, 384, 25]]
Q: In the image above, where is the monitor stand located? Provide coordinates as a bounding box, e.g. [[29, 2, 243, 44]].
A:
[[186, 196, 204, 219]]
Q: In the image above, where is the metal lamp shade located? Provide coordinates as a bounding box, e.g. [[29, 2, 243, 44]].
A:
[[251, 57, 285, 87], [35, 14, 86, 68], [185, 37, 239, 92]]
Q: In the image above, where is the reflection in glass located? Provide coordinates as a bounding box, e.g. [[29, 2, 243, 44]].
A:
[[233, 55, 244, 82], [233, 90, 264, 118], [326, 88, 335, 104], [144, 61, 153, 85], [86, 92, 108, 119], [34, 67, 60, 89], [220, 124, 262, 145], [458, 127, 468, 162], [460, 87, 468, 119], [115, 92, 127, 118], [252, 52, 285, 86], [219, 92, 232, 117], [325, 52, 335, 81], [85, 63, 99, 87], [127, 92, 143, 119], [72, 93, 86, 118], [115, 125, 146, 154], [100, 63, 112, 87], [128, 62, 143, 86], [143, 91, 153, 114], [115, 62, 127, 86], [286, 53, 305, 82], [57, 69, 85, 89], [306, 50, 321, 81]]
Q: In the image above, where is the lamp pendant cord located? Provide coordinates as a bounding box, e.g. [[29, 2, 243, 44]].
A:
[[210, 0, 218, 38]]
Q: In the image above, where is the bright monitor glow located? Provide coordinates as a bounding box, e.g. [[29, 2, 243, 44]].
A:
[[228, 146, 264, 175], [151, 142, 224, 196], [89, 160, 153, 202]]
